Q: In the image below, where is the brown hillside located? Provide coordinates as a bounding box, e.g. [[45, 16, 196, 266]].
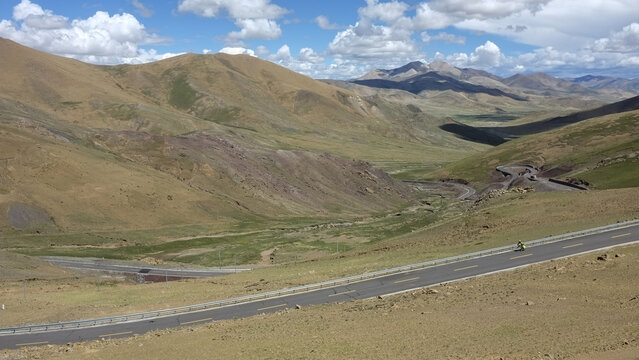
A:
[[1, 38, 434, 238]]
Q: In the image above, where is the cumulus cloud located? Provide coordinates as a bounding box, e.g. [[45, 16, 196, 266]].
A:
[[592, 22, 639, 53], [470, 40, 503, 67], [219, 46, 256, 56], [315, 15, 340, 30], [178, 0, 288, 43], [421, 31, 466, 44], [298, 48, 324, 63], [327, 0, 422, 63], [0, 0, 172, 64], [177, 0, 288, 19], [270, 44, 292, 62], [227, 18, 282, 42], [328, 22, 420, 60], [358, 0, 409, 23], [428, 0, 549, 19], [414, 0, 550, 30]]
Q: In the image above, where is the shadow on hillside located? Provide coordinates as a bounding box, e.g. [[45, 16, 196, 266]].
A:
[[440, 95, 639, 144], [439, 122, 506, 146]]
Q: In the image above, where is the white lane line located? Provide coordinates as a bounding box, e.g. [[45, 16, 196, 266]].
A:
[[394, 277, 420, 284], [257, 303, 287, 312], [611, 233, 631, 239], [510, 253, 533, 260], [99, 331, 132, 338], [181, 317, 212, 326], [454, 265, 478, 272], [328, 290, 356, 297], [16, 341, 49, 346], [562, 243, 583, 249]]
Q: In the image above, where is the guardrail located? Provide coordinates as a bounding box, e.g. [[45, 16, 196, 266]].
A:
[[2, 218, 638, 335]]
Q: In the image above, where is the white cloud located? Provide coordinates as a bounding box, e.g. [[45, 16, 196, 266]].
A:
[[0, 0, 173, 64], [592, 22, 639, 53], [327, 1, 422, 63], [358, 0, 409, 23], [470, 40, 503, 67], [328, 22, 421, 60], [255, 45, 270, 57], [454, 0, 639, 51], [227, 18, 282, 42], [428, 0, 549, 19], [298, 48, 324, 63], [270, 44, 291, 62], [219, 46, 256, 56], [421, 31, 466, 44], [12, 0, 45, 20], [178, 0, 288, 44], [132, 0, 153, 18], [177, 0, 288, 19], [413, 0, 551, 31], [315, 15, 340, 30]]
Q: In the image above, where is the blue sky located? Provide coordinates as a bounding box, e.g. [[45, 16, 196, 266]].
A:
[[1, 0, 639, 79]]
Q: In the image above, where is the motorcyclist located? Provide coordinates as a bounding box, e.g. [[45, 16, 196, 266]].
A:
[[517, 240, 526, 251]]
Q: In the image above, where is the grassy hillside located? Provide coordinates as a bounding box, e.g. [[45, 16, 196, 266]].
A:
[[431, 109, 639, 189], [0, 38, 487, 265]]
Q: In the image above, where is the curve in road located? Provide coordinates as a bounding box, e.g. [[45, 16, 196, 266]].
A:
[[1, 222, 638, 349]]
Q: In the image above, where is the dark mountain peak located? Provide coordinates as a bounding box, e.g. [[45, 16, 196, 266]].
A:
[[573, 75, 611, 83], [387, 61, 429, 79]]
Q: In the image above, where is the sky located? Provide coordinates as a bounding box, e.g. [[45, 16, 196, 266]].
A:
[[1, 0, 639, 79]]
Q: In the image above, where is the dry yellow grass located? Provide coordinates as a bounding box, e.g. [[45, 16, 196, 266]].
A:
[[1, 187, 637, 328], [5, 244, 638, 360]]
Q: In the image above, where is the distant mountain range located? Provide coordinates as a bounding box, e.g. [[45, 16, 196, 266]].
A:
[[351, 61, 639, 100]]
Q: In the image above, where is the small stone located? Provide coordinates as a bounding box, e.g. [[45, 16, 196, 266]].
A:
[[295, 304, 302, 310], [526, 300, 534, 306]]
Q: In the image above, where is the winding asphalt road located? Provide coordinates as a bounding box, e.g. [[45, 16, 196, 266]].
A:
[[39, 257, 248, 278], [2, 222, 638, 349]]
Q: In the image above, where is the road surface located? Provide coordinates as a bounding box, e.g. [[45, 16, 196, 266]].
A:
[[40, 257, 249, 279], [1, 222, 637, 349]]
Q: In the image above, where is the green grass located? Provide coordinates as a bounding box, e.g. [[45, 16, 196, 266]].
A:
[[103, 103, 138, 121], [579, 159, 639, 189], [432, 111, 639, 187], [169, 74, 199, 110]]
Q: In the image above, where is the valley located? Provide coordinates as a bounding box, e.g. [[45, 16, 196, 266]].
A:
[[1, 37, 639, 359]]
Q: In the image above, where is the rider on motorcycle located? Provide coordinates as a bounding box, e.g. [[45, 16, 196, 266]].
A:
[[517, 240, 526, 251]]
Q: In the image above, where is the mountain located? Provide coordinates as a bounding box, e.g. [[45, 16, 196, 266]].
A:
[[353, 67, 525, 100], [573, 75, 639, 93], [358, 61, 430, 81], [5, 38, 473, 235], [355, 61, 639, 103], [502, 73, 597, 96]]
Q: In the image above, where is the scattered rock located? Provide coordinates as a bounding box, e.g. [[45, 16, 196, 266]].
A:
[[526, 300, 534, 306], [597, 254, 608, 261], [295, 304, 302, 310]]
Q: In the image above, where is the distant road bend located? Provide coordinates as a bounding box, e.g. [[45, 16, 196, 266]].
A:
[[40, 257, 249, 279], [2, 221, 638, 350]]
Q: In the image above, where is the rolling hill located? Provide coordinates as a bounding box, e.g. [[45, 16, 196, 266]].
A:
[[431, 103, 639, 190], [5, 37, 477, 238]]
